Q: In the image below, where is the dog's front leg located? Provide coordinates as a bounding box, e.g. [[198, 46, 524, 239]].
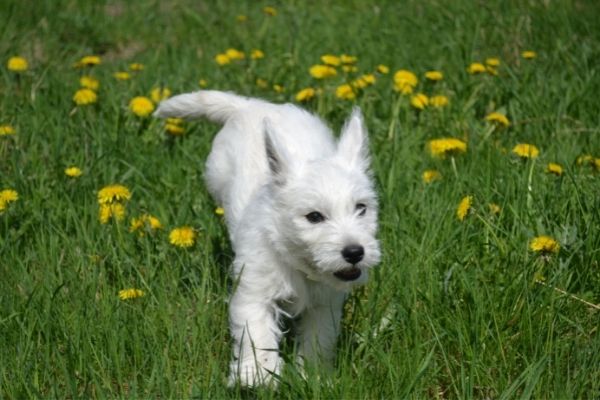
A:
[[228, 286, 283, 387], [296, 290, 346, 369]]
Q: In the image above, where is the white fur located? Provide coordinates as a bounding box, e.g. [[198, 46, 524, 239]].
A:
[[154, 90, 380, 386]]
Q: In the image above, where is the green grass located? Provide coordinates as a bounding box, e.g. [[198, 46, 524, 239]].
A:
[[1, 0, 600, 398]]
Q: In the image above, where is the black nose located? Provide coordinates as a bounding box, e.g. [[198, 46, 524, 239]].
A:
[[342, 244, 364, 265]]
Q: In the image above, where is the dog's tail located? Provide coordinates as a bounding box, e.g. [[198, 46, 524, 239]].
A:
[[153, 90, 252, 124]]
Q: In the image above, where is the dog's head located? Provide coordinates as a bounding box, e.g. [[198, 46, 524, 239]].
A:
[[265, 108, 381, 290]]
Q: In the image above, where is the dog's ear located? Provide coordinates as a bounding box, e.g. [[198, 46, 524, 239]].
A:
[[263, 118, 291, 186], [337, 107, 370, 170]]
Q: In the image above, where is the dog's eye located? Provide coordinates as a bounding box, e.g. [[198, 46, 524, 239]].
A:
[[356, 203, 367, 216], [306, 211, 326, 224]]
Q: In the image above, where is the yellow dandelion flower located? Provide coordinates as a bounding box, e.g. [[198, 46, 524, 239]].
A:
[[150, 87, 171, 103], [225, 48, 245, 60], [165, 117, 185, 135], [7, 56, 28, 72], [273, 84, 284, 93], [428, 138, 467, 158], [118, 288, 145, 300], [377, 64, 390, 74], [295, 87, 316, 102], [340, 54, 357, 64], [129, 63, 145, 71], [130, 214, 162, 235], [410, 93, 429, 110], [0, 189, 19, 203], [393, 69, 418, 90], [215, 207, 225, 216], [73, 88, 98, 105], [75, 55, 101, 68], [99, 203, 126, 224], [309, 64, 337, 79], [594, 158, 600, 171], [529, 236, 559, 254], [422, 170, 441, 183], [489, 203, 501, 215], [467, 62, 486, 74], [394, 70, 418, 93], [485, 112, 510, 127], [0, 189, 19, 213], [0, 125, 15, 136], [148, 216, 162, 230], [321, 54, 341, 66], [576, 154, 593, 166], [263, 6, 277, 16], [251, 49, 265, 59], [98, 184, 132, 204], [128, 217, 143, 232], [546, 163, 563, 176], [456, 196, 473, 221], [166, 123, 185, 136], [129, 96, 155, 117], [199, 79, 208, 88], [215, 53, 231, 65], [342, 65, 358, 73], [361, 73, 376, 85], [256, 78, 268, 88], [351, 74, 377, 89], [522, 51, 537, 59], [64, 167, 82, 178], [79, 75, 99, 90], [169, 226, 197, 248], [166, 117, 184, 126], [236, 14, 248, 22], [425, 70, 443, 81], [352, 77, 368, 89], [430, 95, 449, 108], [336, 84, 356, 100], [512, 143, 539, 159], [485, 58, 500, 67], [113, 71, 131, 80]]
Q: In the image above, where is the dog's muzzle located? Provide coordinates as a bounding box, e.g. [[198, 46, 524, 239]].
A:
[[334, 266, 362, 281]]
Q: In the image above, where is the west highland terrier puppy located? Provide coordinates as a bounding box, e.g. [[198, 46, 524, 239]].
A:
[[154, 90, 380, 386]]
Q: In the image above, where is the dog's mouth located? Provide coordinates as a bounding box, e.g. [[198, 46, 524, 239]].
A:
[[333, 266, 362, 281]]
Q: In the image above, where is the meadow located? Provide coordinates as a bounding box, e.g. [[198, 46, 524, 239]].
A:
[[1, 0, 600, 398]]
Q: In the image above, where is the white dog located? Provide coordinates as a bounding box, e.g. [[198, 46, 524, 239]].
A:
[[154, 90, 380, 386]]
